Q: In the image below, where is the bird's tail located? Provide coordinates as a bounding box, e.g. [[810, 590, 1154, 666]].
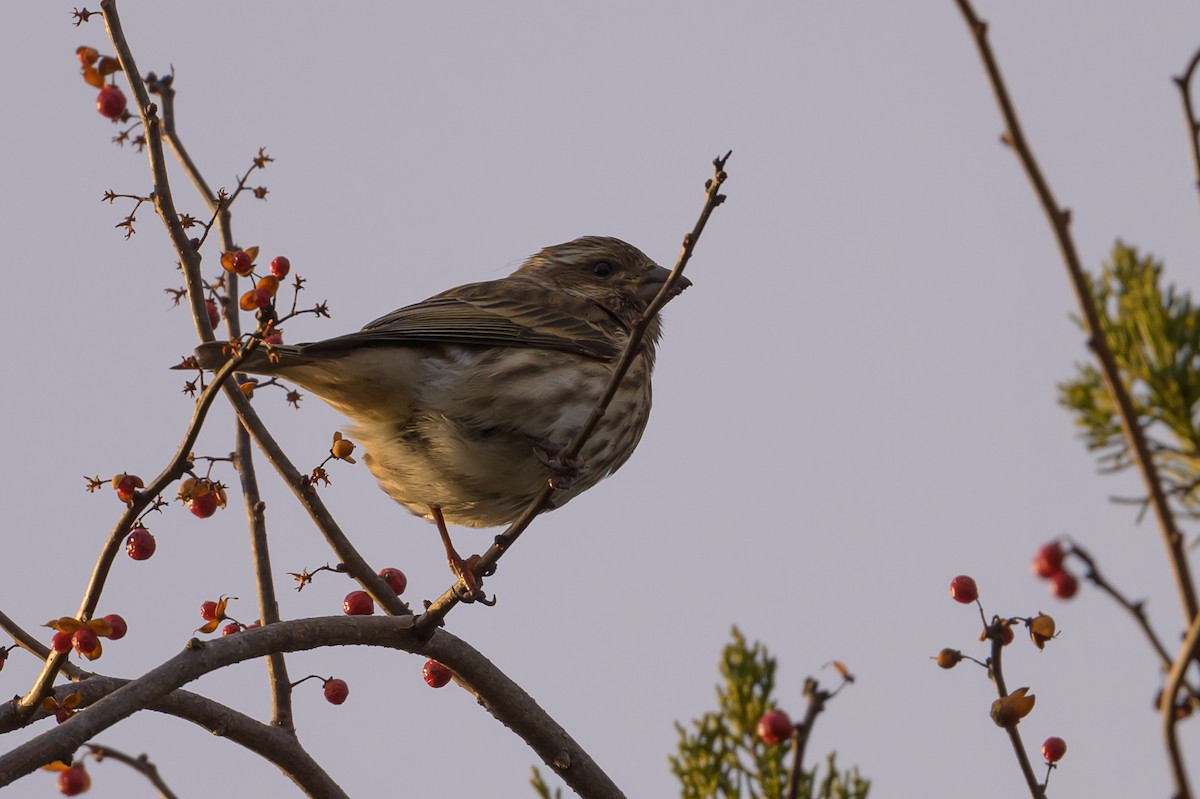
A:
[[191, 341, 313, 376]]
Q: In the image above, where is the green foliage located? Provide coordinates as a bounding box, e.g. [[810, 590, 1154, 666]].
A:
[[1059, 242, 1200, 515], [669, 627, 869, 799], [530, 766, 562, 799]]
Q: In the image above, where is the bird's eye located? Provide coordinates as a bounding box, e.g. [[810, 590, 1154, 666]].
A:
[[592, 261, 613, 277]]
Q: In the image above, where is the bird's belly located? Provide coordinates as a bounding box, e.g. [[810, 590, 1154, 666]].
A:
[[358, 420, 552, 527], [349, 347, 653, 528]]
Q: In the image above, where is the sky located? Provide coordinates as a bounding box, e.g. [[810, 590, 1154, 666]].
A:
[[3, 2, 1200, 797]]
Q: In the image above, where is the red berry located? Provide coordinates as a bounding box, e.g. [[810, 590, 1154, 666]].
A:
[[200, 600, 219, 621], [270, 256, 291, 278], [756, 710, 794, 745], [1001, 624, 1014, 646], [205, 299, 221, 329], [323, 677, 349, 705], [102, 614, 127, 640], [221, 622, 241, 636], [1031, 542, 1066, 579], [125, 526, 156, 560], [1041, 735, 1067, 763], [72, 628, 99, 657], [231, 250, 253, 276], [949, 575, 978, 604], [379, 567, 407, 595], [113, 473, 141, 503], [1050, 570, 1079, 600], [188, 491, 220, 519], [342, 590, 374, 616], [57, 764, 90, 796], [423, 659, 452, 688], [51, 631, 73, 654], [251, 287, 273, 308], [96, 85, 126, 119], [263, 332, 284, 345]]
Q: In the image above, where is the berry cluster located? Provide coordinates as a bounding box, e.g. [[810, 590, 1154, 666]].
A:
[[1030, 542, 1078, 599], [47, 613, 128, 662]]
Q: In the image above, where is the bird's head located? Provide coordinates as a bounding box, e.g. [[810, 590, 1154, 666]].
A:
[[515, 236, 692, 324]]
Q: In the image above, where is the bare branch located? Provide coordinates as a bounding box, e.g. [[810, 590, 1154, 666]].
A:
[[951, 0, 1199, 625], [0, 618, 624, 799]]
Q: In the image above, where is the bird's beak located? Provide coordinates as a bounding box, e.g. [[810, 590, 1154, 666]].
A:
[[637, 264, 693, 302]]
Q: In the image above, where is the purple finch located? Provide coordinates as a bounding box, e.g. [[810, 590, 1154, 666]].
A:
[[196, 236, 689, 591]]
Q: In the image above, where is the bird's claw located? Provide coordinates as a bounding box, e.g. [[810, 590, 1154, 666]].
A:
[[450, 553, 491, 603], [534, 440, 583, 490]]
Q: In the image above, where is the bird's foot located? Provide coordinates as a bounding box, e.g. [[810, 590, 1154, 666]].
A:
[[534, 439, 584, 490], [448, 552, 488, 602]]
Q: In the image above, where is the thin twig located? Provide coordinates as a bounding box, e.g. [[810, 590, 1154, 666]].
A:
[[784, 679, 826, 799], [235, 441, 294, 731], [951, 0, 1198, 624], [1069, 540, 1200, 704], [1163, 612, 1200, 799], [84, 743, 178, 799], [987, 626, 1043, 798], [1173, 46, 1200, 207], [99, 0, 213, 344], [418, 152, 730, 632]]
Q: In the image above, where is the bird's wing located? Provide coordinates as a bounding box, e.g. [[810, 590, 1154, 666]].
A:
[[298, 278, 623, 360]]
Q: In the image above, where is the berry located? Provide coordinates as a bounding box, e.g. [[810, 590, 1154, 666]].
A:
[[112, 473, 143, 503], [72, 628, 99, 658], [1031, 542, 1066, 579], [205, 299, 221, 329], [1001, 624, 1015, 646], [756, 710, 794, 745], [423, 659, 452, 688], [270, 255, 291, 278], [263, 332, 284, 345], [96, 85, 126, 119], [935, 648, 963, 669], [949, 575, 978, 604], [1041, 736, 1067, 763], [0, 647, 7, 672], [1050, 570, 1079, 599], [252, 287, 273, 308], [221, 622, 241, 636], [102, 614, 127, 640], [57, 764, 90, 796], [231, 250, 253, 276], [125, 526, 156, 560], [379, 567, 407, 595], [51, 631, 73, 654], [188, 491, 221, 519], [200, 600, 219, 621], [323, 678, 349, 705], [343, 590, 374, 616]]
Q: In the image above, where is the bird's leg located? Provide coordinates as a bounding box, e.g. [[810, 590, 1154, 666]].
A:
[[431, 506, 483, 600], [533, 439, 584, 490]]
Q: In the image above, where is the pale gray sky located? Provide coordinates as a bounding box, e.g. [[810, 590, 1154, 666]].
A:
[[4, 2, 1200, 797]]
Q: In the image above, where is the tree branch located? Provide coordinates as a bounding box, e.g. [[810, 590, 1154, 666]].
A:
[[1162, 611, 1200, 799], [0, 618, 624, 798], [1173, 46, 1200, 208], [951, 0, 1198, 624]]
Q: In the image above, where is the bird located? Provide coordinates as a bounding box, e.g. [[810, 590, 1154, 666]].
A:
[[194, 236, 691, 595]]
